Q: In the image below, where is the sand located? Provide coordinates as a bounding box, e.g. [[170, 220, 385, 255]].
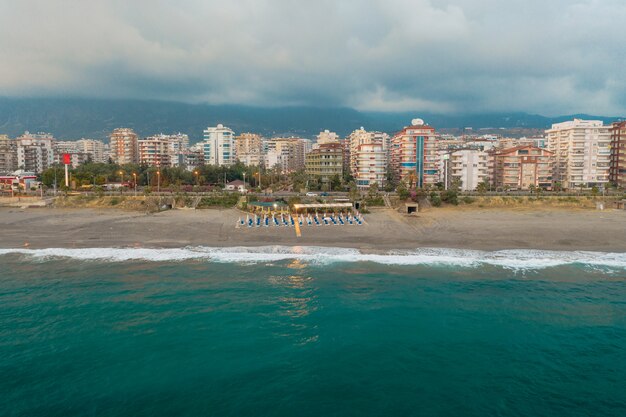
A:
[[1, 206, 625, 252]]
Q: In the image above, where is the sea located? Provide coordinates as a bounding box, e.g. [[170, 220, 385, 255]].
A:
[[1, 246, 625, 417]]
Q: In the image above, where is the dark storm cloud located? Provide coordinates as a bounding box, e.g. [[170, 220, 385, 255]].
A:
[[1, 0, 625, 114]]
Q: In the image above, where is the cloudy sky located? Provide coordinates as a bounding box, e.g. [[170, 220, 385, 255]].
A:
[[1, 0, 625, 115]]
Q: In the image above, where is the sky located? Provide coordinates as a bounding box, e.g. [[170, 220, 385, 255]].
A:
[[1, 0, 625, 115]]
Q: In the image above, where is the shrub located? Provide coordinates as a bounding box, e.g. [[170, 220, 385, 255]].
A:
[[462, 196, 475, 204], [430, 191, 442, 207], [441, 190, 459, 205]]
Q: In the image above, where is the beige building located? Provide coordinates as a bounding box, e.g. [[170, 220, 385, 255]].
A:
[[492, 146, 554, 190], [265, 138, 307, 172], [305, 142, 343, 183], [546, 119, 611, 189], [138, 136, 172, 167], [75, 139, 109, 163], [316, 129, 339, 145], [235, 133, 264, 166], [109, 128, 139, 165]]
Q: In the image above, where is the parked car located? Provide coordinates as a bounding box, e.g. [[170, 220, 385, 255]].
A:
[[320, 192, 329, 196], [306, 192, 318, 197]]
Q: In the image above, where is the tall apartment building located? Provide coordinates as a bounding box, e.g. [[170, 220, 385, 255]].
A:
[[492, 146, 554, 190], [0, 135, 18, 174], [137, 133, 189, 167], [109, 128, 139, 165], [390, 119, 439, 188], [305, 142, 343, 183], [546, 119, 611, 189], [355, 141, 386, 189], [16, 132, 55, 173], [234, 133, 264, 166], [75, 139, 109, 163], [265, 138, 307, 172], [138, 136, 172, 167], [610, 121, 626, 187], [347, 127, 374, 176], [446, 149, 491, 191], [203, 124, 235, 166]]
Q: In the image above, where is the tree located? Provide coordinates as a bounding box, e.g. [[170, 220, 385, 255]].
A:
[[476, 179, 489, 195], [397, 181, 409, 201], [429, 191, 442, 207]]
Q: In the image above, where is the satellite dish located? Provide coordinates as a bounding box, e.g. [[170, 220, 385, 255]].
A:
[[411, 118, 424, 126]]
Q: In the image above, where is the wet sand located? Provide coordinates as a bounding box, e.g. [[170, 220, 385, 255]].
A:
[[1, 206, 625, 252]]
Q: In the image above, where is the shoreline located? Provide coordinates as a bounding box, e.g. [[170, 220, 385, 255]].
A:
[[1, 206, 626, 253]]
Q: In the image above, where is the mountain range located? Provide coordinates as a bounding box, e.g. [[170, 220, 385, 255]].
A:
[[0, 97, 622, 142]]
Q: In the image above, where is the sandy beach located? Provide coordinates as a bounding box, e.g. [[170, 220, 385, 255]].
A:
[[1, 206, 625, 252]]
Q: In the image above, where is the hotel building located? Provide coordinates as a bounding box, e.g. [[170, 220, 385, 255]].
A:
[[610, 121, 626, 187], [492, 146, 554, 190], [109, 128, 139, 165], [203, 124, 235, 166], [305, 142, 343, 184], [390, 119, 439, 188], [546, 119, 611, 189]]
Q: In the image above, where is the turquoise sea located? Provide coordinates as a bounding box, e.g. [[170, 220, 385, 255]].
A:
[[1, 246, 625, 416]]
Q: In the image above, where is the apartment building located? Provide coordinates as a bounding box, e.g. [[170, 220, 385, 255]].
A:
[[492, 146, 554, 190], [15, 132, 55, 173], [546, 119, 611, 189], [305, 142, 343, 183], [446, 149, 491, 191], [390, 119, 439, 188], [0, 135, 17, 174], [234, 133, 264, 166], [265, 138, 307, 172], [138, 136, 172, 167], [53, 141, 89, 167], [354, 141, 386, 189], [109, 128, 139, 165], [316, 129, 339, 145], [610, 121, 626, 187], [203, 124, 235, 166], [75, 139, 109, 163]]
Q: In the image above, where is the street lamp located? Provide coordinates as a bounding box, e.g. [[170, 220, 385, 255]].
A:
[[194, 170, 199, 185], [157, 170, 160, 194], [133, 173, 137, 197], [243, 172, 246, 191]]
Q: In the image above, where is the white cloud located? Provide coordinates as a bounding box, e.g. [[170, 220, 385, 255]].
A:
[[0, 0, 625, 115]]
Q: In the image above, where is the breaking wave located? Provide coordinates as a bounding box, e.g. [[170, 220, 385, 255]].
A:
[[1, 246, 625, 271]]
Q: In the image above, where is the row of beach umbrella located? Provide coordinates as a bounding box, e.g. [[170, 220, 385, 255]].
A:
[[238, 212, 364, 228]]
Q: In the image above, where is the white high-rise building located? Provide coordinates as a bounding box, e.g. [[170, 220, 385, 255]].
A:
[[447, 149, 491, 191], [203, 124, 235, 166], [347, 127, 388, 188], [546, 119, 611, 188], [16, 132, 55, 173]]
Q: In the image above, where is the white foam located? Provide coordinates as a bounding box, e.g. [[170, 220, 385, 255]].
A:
[[1, 246, 625, 271]]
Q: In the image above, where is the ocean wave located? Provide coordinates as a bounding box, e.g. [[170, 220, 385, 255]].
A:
[[0, 246, 625, 270]]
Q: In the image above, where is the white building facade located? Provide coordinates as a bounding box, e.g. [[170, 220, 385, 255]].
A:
[[546, 119, 611, 188], [203, 124, 235, 166]]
